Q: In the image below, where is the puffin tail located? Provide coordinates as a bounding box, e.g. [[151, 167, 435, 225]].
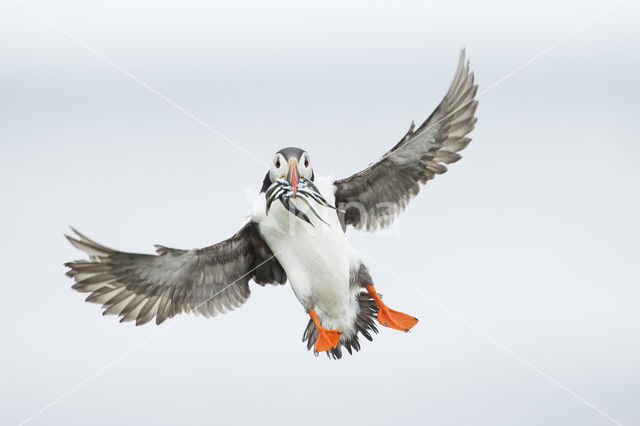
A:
[[302, 291, 379, 360]]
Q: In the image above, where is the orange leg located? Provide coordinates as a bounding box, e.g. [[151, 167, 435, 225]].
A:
[[309, 309, 342, 352], [365, 285, 419, 332]]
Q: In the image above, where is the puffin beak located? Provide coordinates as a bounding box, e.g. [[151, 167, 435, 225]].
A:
[[286, 158, 299, 197]]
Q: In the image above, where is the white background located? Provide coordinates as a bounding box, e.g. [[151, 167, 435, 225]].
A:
[[1, 0, 638, 425]]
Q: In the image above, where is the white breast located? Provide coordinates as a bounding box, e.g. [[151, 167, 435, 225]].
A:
[[252, 176, 361, 334]]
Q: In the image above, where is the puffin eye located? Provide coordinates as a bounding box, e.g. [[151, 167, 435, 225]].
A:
[[304, 157, 309, 167], [275, 159, 280, 168]]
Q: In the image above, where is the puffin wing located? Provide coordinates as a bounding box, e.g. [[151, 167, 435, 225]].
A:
[[65, 223, 286, 325], [333, 50, 478, 231]]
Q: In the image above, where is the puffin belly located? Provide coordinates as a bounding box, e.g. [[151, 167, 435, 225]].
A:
[[254, 175, 362, 334]]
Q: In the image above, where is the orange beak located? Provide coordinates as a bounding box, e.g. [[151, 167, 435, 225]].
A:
[[286, 158, 299, 197]]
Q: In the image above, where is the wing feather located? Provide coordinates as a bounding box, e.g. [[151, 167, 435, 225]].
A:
[[334, 49, 478, 231], [65, 222, 286, 325]]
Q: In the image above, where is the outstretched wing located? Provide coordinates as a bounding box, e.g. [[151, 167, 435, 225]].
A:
[[65, 223, 286, 326], [333, 50, 478, 231]]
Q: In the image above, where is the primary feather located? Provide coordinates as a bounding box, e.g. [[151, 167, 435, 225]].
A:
[[65, 224, 286, 326], [334, 49, 478, 231]]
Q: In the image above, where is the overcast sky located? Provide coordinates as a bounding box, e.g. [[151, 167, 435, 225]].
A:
[[1, 0, 639, 425]]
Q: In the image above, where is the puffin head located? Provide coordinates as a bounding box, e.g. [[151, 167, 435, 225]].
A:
[[263, 147, 333, 226], [269, 147, 313, 197]]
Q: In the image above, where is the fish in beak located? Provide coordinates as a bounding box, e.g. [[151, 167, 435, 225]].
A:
[[265, 164, 338, 226], [286, 158, 299, 198]]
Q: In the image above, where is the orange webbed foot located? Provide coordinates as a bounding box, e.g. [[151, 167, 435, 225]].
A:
[[365, 284, 419, 332], [315, 328, 343, 352], [377, 306, 419, 332], [309, 309, 342, 352]]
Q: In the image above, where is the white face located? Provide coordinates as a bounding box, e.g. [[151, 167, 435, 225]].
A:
[[269, 152, 287, 182], [298, 152, 312, 179], [269, 151, 312, 182]]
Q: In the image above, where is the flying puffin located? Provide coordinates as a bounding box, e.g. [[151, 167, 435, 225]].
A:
[[65, 50, 478, 359]]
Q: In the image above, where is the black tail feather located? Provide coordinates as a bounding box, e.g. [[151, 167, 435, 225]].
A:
[[302, 291, 379, 360]]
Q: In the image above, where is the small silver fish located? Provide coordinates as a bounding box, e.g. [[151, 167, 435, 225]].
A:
[[280, 196, 313, 226], [294, 192, 329, 225]]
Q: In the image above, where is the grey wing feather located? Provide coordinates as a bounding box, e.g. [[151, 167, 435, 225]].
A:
[[65, 223, 286, 326], [333, 49, 478, 231]]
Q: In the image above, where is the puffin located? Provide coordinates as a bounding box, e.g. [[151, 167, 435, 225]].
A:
[[65, 50, 478, 359]]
